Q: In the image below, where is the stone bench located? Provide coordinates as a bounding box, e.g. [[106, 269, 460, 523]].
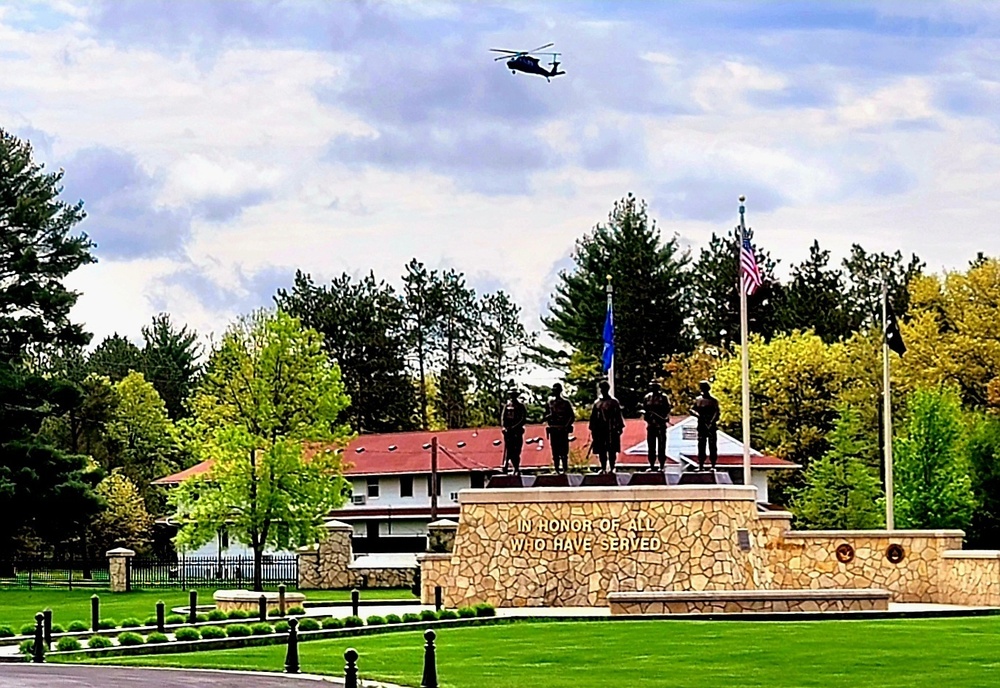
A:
[[213, 589, 306, 614], [607, 588, 890, 615]]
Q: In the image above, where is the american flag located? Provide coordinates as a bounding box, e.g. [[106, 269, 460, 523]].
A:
[[740, 235, 763, 295]]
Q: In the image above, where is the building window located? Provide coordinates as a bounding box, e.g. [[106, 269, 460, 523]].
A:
[[427, 474, 442, 497], [367, 477, 380, 498], [400, 475, 413, 498], [470, 472, 485, 489]]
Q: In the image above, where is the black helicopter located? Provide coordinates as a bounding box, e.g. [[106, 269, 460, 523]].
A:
[[490, 43, 565, 81]]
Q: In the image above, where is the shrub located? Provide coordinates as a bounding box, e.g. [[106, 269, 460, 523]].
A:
[[225, 624, 252, 638], [287, 605, 306, 615], [366, 615, 386, 625], [195, 613, 209, 623], [437, 610, 458, 620], [98, 618, 117, 630], [297, 618, 321, 632], [457, 607, 476, 619], [0, 625, 14, 637], [165, 614, 184, 625], [250, 622, 273, 635], [50, 623, 65, 634], [19, 639, 35, 656], [20, 623, 35, 635], [119, 617, 141, 628], [174, 627, 201, 641], [144, 616, 158, 626], [200, 625, 226, 640], [321, 617, 343, 630], [208, 610, 228, 621], [344, 615, 364, 628], [56, 636, 81, 652], [473, 603, 496, 617], [419, 609, 438, 622], [87, 635, 112, 649], [402, 613, 421, 623], [67, 620, 90, 633], [274, 620, 290, 633], [117, 632, 144, 646], [268, 608, 283, 617], [146, 632, 169, 644], [385, 614, 402, 624], [226, 609, 248, 620]]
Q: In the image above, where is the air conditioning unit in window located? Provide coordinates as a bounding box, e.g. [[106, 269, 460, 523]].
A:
[[449, 492, 459, 501], [351, 495, 366, 505]]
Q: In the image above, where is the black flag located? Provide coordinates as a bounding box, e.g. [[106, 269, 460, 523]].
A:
[[885, 302, 906, 356]]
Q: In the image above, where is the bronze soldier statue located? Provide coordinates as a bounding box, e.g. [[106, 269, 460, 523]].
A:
[[641, 380, 671, 471], [690, 380, 720, 471], [542, 382, 575, 473], [589, 380, 624, 474], [501, 388, 528, 475]]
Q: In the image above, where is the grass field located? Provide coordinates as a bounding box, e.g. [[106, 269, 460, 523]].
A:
[[0, 587, 414, 630], [75, 616, 1000, 687]]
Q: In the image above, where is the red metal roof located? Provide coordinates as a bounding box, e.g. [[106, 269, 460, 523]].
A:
[[153, 417, 795, 485]]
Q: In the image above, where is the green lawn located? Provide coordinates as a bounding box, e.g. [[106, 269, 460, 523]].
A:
[[0, 587, 414, 630], [75, 617, 1000, 688]]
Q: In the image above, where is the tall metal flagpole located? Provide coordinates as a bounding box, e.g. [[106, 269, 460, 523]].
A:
[[606, 275, 615, 398], [882, 281, 895, 531], [738, 197, 752, 487]]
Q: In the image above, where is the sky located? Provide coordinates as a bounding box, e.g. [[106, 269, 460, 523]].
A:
[[4, 0, 1000, 362]]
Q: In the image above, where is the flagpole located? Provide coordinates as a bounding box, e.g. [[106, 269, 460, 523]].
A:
[[606, 274, 615, 398], [738, 197, 752, 488], [882, 281, 895, 531]]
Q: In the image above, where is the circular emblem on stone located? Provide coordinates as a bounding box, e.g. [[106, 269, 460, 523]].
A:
[[886, 543, 905, 564], [835, 543, 855, 564]]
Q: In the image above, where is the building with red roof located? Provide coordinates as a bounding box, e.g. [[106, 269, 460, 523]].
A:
[[155, 417, 796, 559]]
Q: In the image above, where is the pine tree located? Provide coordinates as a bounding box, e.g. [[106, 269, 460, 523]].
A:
[[777, 241, 852, 343], [543, 194, 691, 414], [433, 270, 477, 429], [472, 291, 533, 425], [401, 260, 441, 429], [0, 129, 102, 561], [841, 245, 923, 331], [689, 230, 781, 347], [141, 313, 201, 420], [791, 406, 884, 529], [87, 334, 143, 381]]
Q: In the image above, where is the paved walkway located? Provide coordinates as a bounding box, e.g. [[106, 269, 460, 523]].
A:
[[0, 665, 374, 687]]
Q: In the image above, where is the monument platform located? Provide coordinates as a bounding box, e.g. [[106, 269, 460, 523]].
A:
[[607, 588, 890, 614]]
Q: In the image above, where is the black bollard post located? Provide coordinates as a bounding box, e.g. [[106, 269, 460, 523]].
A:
[[278, 583, 286, 616], [156, 601, 165, 633], [421, 629, 438, 688], [284, 617, 300, 674], [434, 586, 443, 612], [351, 588, 359, 618], [32, 613, 45, 664], [344, 648, 359, 688], [189, 590, 198, 625], [258, 594, 267, 623], [91, 594, 100, 633], [43, 609, 52, 649]]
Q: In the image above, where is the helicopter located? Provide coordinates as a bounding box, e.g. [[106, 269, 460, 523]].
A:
[[490, 43, 565, 81]]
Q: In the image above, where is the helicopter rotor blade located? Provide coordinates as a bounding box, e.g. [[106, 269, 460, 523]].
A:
[[494, 54, 521, 61], [489, 49, 521, 54], [528, 42, 554, 53]]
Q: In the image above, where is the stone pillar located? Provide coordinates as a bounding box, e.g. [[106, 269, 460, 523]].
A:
[[297, 520, 354, 589], [106, 547, 135, 593], [427, 519, 459, 553]]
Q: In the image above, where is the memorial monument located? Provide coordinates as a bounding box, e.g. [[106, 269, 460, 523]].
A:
[[641, 381, 671, 471], [543, 383, 575, 474], [501, 388, 527, 475], [588, 380, 624, 473]]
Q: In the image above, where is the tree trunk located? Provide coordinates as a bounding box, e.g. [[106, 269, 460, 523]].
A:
[[252, 544, 263, 592]]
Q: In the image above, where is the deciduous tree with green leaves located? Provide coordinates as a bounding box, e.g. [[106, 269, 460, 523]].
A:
[[893, 386, 976, 531], [171, 310, 351, 591], [791, 406, 884, 529]]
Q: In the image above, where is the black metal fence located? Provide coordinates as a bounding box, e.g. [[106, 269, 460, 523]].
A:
[[128, 554, 298, 590], [351, 535, 427, 554], [0, 558, 110, 589]]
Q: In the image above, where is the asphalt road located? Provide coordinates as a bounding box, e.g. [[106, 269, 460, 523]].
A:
[[0, 665, 351, 687]]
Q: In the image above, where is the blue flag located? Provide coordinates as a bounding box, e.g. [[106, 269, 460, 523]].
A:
[[602, 300, 614, 373]]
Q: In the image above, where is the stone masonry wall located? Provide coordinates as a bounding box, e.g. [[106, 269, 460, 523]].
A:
[[437, 486, 769, 608], [767, 531, 964, 603], [939, 551, 1000, 606], [423, 486, 1000, 609], [298, 520, 417, 590]]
